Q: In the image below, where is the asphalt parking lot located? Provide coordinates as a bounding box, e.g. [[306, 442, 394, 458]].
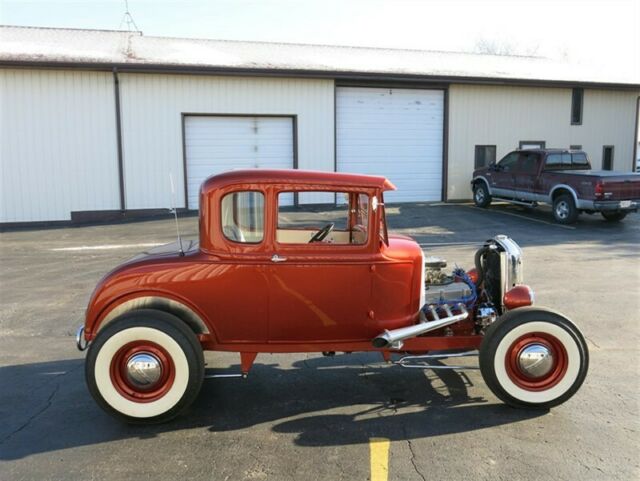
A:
[[1, 202, 638, 481]]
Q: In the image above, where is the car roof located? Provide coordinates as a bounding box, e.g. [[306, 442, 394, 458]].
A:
[[201, 169, 397, 193]]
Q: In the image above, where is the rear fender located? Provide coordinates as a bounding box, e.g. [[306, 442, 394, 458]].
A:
[[86, 292, 214, 342]]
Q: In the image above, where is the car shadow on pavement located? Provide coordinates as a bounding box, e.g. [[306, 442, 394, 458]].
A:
[[0, 353, 544, 459]]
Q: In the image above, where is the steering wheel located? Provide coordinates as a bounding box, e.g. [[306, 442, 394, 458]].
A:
[[308, 223, 334, 243]]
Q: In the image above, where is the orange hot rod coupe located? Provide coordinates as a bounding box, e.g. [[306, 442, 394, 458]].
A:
[[77, 170, 588, 423]]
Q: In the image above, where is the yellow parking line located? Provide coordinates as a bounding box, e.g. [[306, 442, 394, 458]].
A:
[[369, 437, 390, 481]]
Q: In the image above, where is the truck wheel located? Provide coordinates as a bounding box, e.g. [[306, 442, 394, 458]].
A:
[[601, 211, 627, 222], [86, 309, 204, 424], [552, 194, 579, 224], [473, 182, 492, 208], [479, 307, 588, 409]]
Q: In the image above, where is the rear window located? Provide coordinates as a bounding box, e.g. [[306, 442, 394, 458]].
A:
[[545, 152, 588, 170], [571, 152, 589, 166], [545, 154, 564, 169]]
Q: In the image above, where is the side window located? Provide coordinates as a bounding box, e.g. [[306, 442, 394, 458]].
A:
[[475, 145, 496, 168], [516, 152, 539, 173], [221, 191, 264, 243], [497, 152, 519, 172], [277, 191, 369, 245]]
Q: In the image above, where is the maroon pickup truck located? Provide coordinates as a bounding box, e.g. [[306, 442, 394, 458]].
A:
[[471, 149, 640, 224]]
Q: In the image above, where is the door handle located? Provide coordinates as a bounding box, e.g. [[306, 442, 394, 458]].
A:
[[271, 254, 287, 263]]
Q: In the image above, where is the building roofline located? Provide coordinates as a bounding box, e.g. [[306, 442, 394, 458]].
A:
[[2, 60, 639, 90], [2, 25, 639, 89]]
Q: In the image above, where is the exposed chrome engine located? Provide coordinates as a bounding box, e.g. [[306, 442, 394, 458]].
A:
[[423, 257, 473, 305], [372, 235, 525, 349], [475, 235, 524, 313]]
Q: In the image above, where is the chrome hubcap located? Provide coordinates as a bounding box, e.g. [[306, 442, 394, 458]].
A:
[[126, 352, 162, 387], [517, 343, 554, 378], [556, 201, 569, 219], [475, 189, 484, 202]]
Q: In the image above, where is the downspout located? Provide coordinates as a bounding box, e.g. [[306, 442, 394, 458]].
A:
[[113, 68, 126, 211], [633, 96, 639, 172]]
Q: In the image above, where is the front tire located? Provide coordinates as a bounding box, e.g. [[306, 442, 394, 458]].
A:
[[473, 182, 492, 208], [552, 194, 579, 224], [479, 307, 588, 409], [86, 309, 204, 424], [601, 211, 627, 222]]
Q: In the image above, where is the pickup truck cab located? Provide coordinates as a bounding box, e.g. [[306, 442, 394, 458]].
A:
[[78, 170, 588, 423], [472, 149, 640, 224]]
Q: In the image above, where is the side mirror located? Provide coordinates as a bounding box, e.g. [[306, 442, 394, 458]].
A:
[[490, 163, 500, 171]]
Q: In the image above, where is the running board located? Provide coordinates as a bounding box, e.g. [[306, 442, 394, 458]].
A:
[[493, 197, 538, 207], [204, 369, 246, 379]]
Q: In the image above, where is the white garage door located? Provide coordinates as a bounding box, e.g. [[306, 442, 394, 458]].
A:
[[336, 87, 444, 202], [184, 116, 294, 209]]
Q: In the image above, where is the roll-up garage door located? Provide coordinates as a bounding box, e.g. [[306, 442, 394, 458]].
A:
[[336, 87, 444, 202], [184, 116, 294, 209]]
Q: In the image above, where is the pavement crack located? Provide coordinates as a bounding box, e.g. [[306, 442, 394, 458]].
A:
[[404, 426, 427, 481], [0, 381, 60, 445]]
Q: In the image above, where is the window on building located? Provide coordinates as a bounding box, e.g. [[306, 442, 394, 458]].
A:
[[571, 88, 583, 125], [221, 191, 265, 243], [570, 145, 582, 150], [602, 146, 614, 170], [277, 191, 369, 245], [519, 141, 546, 150], [474, 145, 497, 168]]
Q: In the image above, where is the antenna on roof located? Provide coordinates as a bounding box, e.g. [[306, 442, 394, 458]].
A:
[[119, 0, 140, 32], [169, 173, 185, 257]]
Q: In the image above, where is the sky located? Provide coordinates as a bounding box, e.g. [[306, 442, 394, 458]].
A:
[[1, 0, 639, 80]]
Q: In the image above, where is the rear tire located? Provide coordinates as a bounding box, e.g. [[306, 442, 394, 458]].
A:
[[86, 309, 204, 424], [473, 182, 492, 208], [552, 194, 579, 224], [601, 211, 627, 222], [479, 307, 588, 409]]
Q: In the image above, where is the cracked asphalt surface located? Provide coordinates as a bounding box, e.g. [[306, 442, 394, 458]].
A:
[[1, 203, 639, 480]]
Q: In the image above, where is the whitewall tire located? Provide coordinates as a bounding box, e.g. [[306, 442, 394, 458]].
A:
[[86, 309, 204, 424], [479, 307, 588, 409]]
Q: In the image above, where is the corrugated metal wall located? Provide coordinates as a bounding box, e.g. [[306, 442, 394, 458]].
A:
[[118, 74, 334, 209], [1, 69, 120, 222], [447, 85, 640, 200]]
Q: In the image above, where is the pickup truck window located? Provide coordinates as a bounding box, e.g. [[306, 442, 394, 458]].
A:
[[545, 152, 590, 170], [221, 191, 265, 243], [572, 152, 589, 166], [497, 152, 519, 172], [516, 152, 539, 173], [276, 191, 369, 245]]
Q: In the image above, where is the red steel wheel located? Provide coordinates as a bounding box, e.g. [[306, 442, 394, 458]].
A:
[[504, 333, 568, 392], [86, 309, 204, 424], [109, 341, 176, 403], [480, 307, 588, 409]]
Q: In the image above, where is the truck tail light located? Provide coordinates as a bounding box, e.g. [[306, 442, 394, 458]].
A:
[[594, 182, 604, 199]]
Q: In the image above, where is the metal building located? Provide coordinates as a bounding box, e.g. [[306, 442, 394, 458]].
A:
[[1, 26, 638, 224]]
